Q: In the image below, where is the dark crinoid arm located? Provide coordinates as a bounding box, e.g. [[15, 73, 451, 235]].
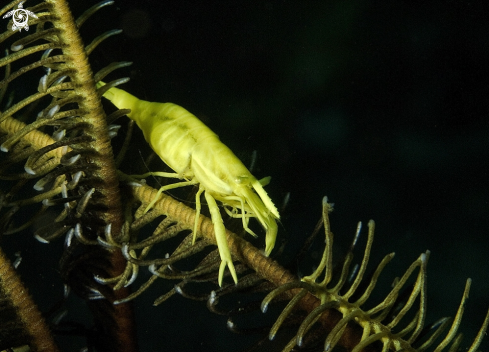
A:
[[0, 0, 136, 350]]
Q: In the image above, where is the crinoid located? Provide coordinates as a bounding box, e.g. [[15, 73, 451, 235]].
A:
[[0, 0, 136, 350], [258, 197, 489, 352], [0, 1, 488, 352]]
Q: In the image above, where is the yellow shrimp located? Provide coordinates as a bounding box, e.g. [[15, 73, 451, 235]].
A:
[[97, 81, 279, 285]]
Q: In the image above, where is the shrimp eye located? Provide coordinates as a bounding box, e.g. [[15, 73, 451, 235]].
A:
[[235, 175, 249, 184]]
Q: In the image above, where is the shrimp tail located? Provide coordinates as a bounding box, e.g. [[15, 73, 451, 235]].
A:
[[96, 81, 141, 121]]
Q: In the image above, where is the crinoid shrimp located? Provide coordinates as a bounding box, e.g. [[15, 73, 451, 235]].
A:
[[97, 81, 279, 285]]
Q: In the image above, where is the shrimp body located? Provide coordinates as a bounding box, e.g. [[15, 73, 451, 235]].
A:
[[98, 82, 279, 285]]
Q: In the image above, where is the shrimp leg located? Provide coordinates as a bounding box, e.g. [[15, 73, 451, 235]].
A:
[[222, 195, 258, 238], [193, 186, 205, 245], [130, 171, 183, 179], [128, 171, 198, 213], [205, 191, 238, 285], [144, 179, 198, 213]]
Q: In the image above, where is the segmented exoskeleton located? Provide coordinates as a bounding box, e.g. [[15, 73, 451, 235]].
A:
[[97, 81, 279, 285]]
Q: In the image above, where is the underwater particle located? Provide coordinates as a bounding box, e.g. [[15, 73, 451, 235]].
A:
[[120, 9, 152, 39], [298, 108, 348, 150]]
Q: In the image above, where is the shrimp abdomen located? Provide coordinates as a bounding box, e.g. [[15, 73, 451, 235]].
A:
[[100, 83, 216, 175], [141, 103, 218, 175]]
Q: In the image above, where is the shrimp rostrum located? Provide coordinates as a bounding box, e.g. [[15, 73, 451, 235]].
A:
[[97, 81, 279, 285]]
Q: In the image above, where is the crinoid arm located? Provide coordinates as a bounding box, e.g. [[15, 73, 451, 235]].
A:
[[260, 197, 489, 352]]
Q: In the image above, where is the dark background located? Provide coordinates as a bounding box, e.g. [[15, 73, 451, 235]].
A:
[[4, 0, 489, 351]]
